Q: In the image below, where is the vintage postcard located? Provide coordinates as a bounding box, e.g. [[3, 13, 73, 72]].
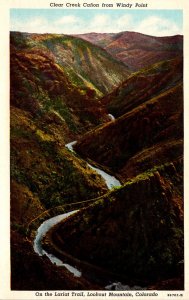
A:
[[0, 0, 188, 299]]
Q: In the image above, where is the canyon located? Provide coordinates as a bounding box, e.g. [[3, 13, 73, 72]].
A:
[[10, 30, 183, 290]]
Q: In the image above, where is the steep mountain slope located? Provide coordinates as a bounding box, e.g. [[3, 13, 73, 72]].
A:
[[11, 105, 108, 223], [10, 30, 183, 290], [11, 31, 129, 98], [104, 57, 183, 118], [11, 230, 99, 290], [74, 58, 183, 180], [11, 31, 114, 290], [11, 34, 109, 137], [42, 53, 183, 289], [76, 31, 183, 71], [43, 161, 183, 287]]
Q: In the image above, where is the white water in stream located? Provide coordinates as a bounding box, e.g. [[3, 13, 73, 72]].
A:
[[33, 144, 143, 288], [34, 119, 126, 284], [65, 141, 77, 152], [34, 210, 82, 277], [105, 282, 144, 290], [87, 163, 121, 190], [108, 114, 115, 121], [65, 141, 121, 190]]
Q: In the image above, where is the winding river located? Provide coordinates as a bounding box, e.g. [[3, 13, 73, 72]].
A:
[[34, 210, 82, 277], [34, 139, 121, 275], [65, 140, 121, 190], [33, 117, 131, 287]]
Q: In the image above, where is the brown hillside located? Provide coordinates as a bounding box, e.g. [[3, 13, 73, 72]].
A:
[[43, 161, 183, 287], [77, 31, 183, 71], [74, 83, 183, 179], [104, 57, 183, 118]]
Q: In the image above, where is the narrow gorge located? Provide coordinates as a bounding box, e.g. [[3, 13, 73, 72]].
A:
[[10, 30, 183, 290]]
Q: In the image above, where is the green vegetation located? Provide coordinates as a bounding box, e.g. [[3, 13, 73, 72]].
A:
[[11, 122, 107, 210], [11, 223, 28, 236], [107, 57, 183, 118], [16, 32, 129, 97], [10, 31, 183, 290], [51, 97, 78, 132], [52, 160, 183, 283]]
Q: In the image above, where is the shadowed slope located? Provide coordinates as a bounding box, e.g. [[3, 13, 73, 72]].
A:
[[104, 57, 183, 118], [43, 161, 183, 287], [74, 58, 183, 179]]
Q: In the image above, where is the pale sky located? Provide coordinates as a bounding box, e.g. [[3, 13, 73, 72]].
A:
[[10, 9, 183, 37]]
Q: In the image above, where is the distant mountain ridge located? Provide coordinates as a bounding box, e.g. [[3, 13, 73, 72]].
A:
[[10, 30, 183, 290], [11, 31, 129, 98], [76, 31, 183, 70]]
